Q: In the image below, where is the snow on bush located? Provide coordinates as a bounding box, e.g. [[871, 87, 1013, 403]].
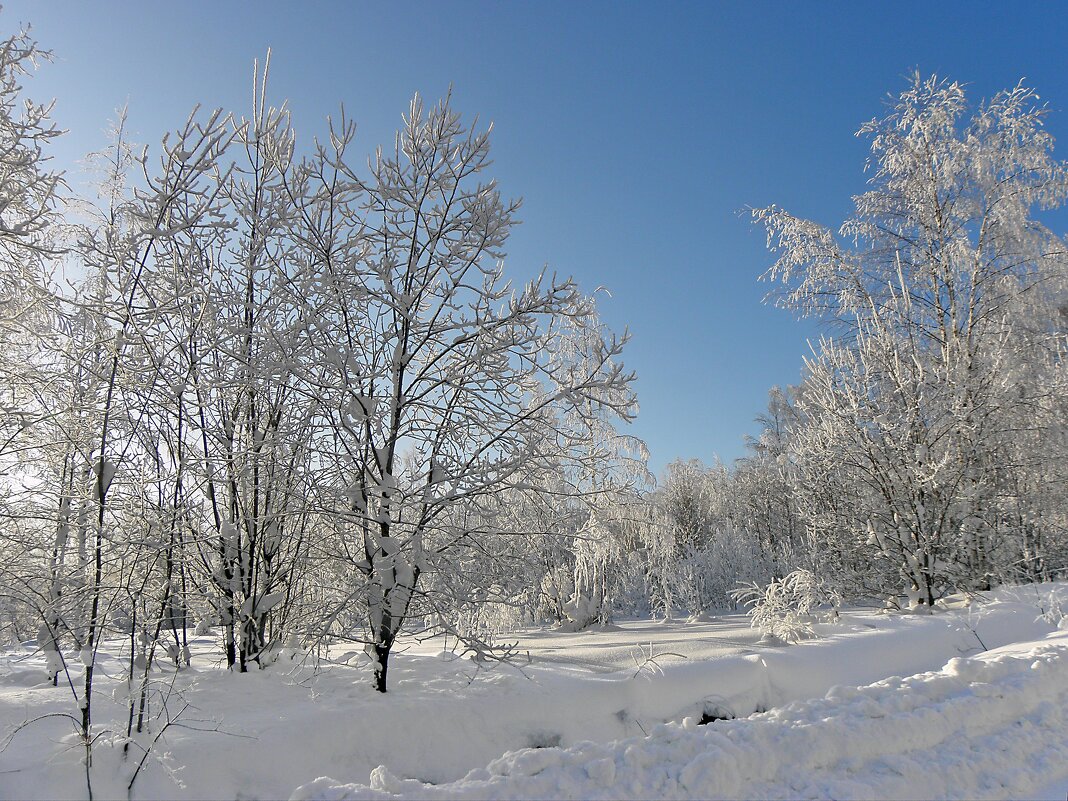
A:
[[729, 568, 841, 643]]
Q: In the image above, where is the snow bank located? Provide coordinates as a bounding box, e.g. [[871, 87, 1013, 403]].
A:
[[3, 585, 1066, 800], [292, 630, 1068, 800], [439, 589, 1067, 750]]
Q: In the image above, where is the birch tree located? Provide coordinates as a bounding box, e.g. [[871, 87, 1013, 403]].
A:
[[756, 75, 1068, 603]]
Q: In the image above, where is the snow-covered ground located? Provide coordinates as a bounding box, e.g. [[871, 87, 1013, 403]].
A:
[[296, 631, 1068, 800], [1, 584, 1067, 801]]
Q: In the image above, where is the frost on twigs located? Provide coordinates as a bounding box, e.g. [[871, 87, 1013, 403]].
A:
[[731, 569, 842, 644], [630, 641, 686, 679]]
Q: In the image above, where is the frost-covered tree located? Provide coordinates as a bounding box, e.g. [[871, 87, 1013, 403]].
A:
[[59, 107, 234, 756], [647, 459, 772, 616], [546, 317, 651, 631], [180, 72, 323, 672], [735, 386, 802, 570], [0, 21, 64, 665], [757, 75, 1068, 604], [303, 95, 639, 691]]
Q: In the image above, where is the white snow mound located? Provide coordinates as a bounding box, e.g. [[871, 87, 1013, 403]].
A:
[[292, 632, 1068, 801]]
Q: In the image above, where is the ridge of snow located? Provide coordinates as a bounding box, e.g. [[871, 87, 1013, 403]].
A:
[[292, 631, 1068, 801]]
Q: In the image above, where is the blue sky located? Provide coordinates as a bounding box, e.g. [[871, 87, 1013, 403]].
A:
[[6, 1, 1067, 475]]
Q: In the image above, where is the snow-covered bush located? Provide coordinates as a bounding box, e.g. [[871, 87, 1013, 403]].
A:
[[1035, 590, 1068, 630], [731, 569, 841, 643]]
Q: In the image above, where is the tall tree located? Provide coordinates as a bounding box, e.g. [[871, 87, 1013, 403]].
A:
[[756, 75, 1068, 603], [307, 95, 639, 691]]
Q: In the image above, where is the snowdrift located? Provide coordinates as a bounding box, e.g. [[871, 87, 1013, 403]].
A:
[[293, 630, 1068, 800], [3, 585, 1067, 800]]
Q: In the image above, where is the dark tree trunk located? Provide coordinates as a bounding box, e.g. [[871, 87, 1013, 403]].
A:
[[373, 643, 390, 693]]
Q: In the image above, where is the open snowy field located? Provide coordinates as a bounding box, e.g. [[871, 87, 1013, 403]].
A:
[[297, 630, 1068, 801], [2, 584, 1068, 801]]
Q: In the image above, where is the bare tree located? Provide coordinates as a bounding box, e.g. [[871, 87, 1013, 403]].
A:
[[299, 95, 639, 691], [756, 75, 1068, 604]]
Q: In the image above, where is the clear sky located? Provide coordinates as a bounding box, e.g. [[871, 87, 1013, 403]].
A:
[[6, 1, 1068, 475]]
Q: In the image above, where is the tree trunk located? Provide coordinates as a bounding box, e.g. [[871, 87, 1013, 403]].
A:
[[373, 642, 390, 693]]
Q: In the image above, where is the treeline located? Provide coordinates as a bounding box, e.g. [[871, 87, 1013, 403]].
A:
[[517, 75, 1068, 627], [587, 76, 1068, 621]]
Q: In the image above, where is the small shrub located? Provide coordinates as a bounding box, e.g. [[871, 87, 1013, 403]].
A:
[[730, 569, 841, 643]]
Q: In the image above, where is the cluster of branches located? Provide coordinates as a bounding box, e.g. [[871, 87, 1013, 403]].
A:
[[745, 74, 1068, 607], [0, 37, 647, 796], [529, 74, 1068, 627]]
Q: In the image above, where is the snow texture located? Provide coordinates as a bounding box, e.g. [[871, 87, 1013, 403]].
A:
[[2, 585, 1067, 801], [293, 631, 1068, 800]]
